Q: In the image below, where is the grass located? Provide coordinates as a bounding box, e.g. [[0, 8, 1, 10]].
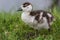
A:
[[0, 7, 60, 40]]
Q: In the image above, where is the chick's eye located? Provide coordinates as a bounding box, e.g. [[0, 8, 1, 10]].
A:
[[23, 5, 26, 7]]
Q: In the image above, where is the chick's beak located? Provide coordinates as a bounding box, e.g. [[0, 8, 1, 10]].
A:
[[17, 7, 22, 11]]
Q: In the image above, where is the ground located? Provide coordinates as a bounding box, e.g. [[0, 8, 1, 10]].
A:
[[0, 7, 60, 40]]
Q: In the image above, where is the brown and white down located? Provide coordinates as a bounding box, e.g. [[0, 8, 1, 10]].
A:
[[19, 2, 54, 30]]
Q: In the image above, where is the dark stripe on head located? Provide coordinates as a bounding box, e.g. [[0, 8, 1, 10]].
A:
[[23, 2, 31, 7]]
